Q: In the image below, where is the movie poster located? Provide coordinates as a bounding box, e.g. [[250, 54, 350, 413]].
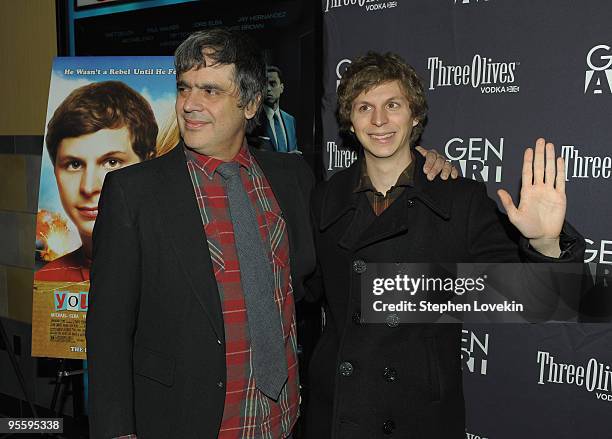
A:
[[32, 56, 176, 359]]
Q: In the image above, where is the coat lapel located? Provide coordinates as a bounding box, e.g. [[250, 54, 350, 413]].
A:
[[349, 187, 419, 250], [152, 145, 224, 342], [320, 154, 452, 252], [319, 161, 361, 231]]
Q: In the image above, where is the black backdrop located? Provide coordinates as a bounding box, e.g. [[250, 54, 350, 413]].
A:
[[322, 1, 612, 437]]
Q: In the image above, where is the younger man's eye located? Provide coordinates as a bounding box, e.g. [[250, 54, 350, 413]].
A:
[[104, 158, 122, 169], [67, 160, 82, 170]]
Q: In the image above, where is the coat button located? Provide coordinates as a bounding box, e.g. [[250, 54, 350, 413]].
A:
[[382, 419, 396, 434], [383, 367, 397, 382], [339, 361, 354, 377], [385, 313, 400, 328], [407, 199, 415, 207], [352, 311, 361, 325], [352, 259, 367, 274], [217, 381, 224, 388]]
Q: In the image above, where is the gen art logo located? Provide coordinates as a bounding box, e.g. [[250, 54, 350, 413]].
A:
[[445, 137, 504, 183], [585, 45, 612, 94], [461, 329, 489, 375], [336, 58, 352, 90], [585, 238, 612, 265]]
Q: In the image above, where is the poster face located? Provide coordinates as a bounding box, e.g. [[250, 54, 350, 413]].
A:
[[32, 56, 176, 359]]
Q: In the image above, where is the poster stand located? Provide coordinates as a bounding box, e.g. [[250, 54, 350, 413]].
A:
[[0, 320, 87, 438], [49, 359, 84, 417], [0, 318, 39, 418]]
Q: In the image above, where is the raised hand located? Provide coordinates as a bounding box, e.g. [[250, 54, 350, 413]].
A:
[[496, 138, 566, 257]]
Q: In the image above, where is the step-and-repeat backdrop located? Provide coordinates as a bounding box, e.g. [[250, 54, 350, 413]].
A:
[[321, 1, 612, 437]]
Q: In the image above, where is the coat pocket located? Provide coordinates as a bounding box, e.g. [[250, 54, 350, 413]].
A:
[[133, 345, 176, 387], [426, 337, 441, 402]]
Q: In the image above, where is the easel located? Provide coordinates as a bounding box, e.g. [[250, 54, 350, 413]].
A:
[[50, 359, 84, 417], [0, 318, 86, 439], [0, 318, 38, 438]]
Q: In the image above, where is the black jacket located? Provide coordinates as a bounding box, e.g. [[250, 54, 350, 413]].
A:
[[86, 144, 316, 438], [304, 154, 584, 439]]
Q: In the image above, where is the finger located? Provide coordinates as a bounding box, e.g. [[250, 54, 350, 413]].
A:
[[497, 189, 518, 219], [415, 145, 432, 172], [522, 147, 534, 186], [556, 156, 566, 193], [440, 157, 452, 180], [423, 151, 438, 175], [415, 145, 426, 157], [533, 138, 545, 184], [423, 151, 435, 173], [426, 154, 445, 180], [544, 141, 556, 187], [451, 166, 459, 179]]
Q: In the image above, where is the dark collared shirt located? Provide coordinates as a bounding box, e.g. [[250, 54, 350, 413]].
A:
[[354, 159, 415, 216]]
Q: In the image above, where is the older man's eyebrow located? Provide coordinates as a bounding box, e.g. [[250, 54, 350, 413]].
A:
[[176, 79, 228, 92], [197, 82, 227, 91]]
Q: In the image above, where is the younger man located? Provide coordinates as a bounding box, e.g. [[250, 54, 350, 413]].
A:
[[305, 52, 583, 438]]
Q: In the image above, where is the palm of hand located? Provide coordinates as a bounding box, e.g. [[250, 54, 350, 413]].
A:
[[497, 138, 567, 243], [511, 182, 566, 240]]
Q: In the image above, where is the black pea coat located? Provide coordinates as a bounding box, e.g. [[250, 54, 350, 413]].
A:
[[304, 154, 584, 439], [86, 143, 316, 439]]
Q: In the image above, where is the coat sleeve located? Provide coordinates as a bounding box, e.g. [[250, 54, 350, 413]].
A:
[[86, 171, 141, 438]]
